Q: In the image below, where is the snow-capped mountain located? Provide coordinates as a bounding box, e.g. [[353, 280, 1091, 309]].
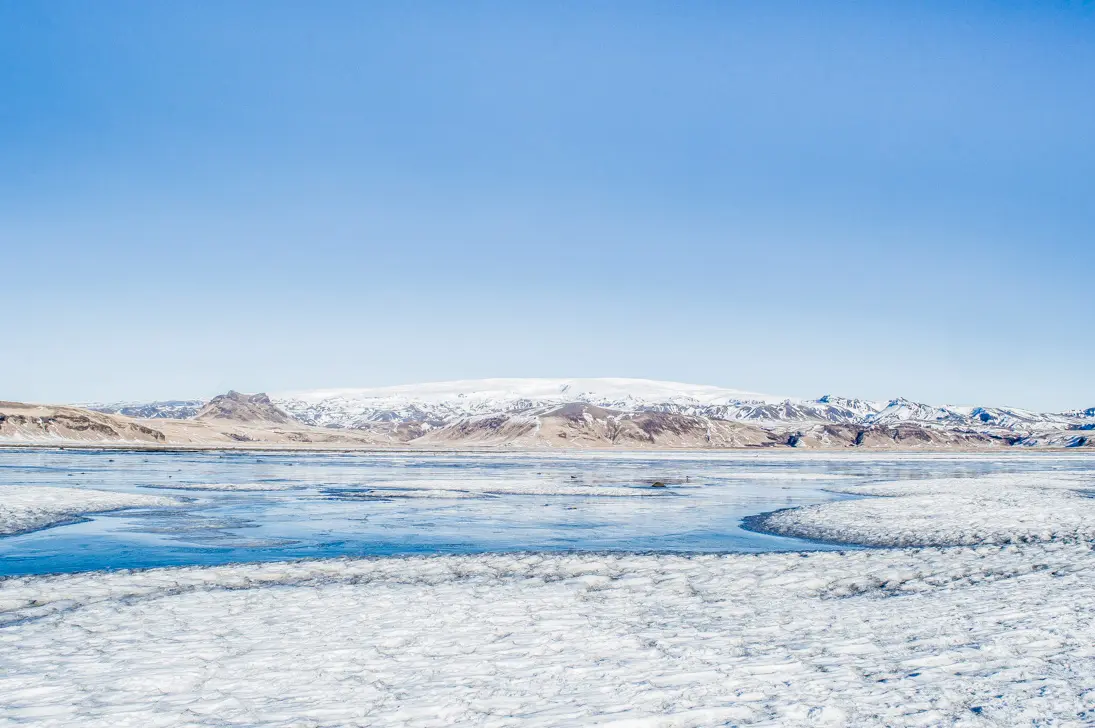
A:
[[961, 406, 1078, 432], [82, 378, 1094, 438], [860, 398, 1078, 432], [273, 378, 789, 428], [863, 398, 968, 427]]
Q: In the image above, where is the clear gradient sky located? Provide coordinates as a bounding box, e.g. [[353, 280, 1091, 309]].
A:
[[2, 1, 1093, 410]]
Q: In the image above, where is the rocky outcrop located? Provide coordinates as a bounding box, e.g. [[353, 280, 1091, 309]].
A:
[[195, 392, 294, 424]]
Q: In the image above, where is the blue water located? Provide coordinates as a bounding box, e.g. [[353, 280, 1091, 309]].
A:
[[1, 448, 1091, 576]]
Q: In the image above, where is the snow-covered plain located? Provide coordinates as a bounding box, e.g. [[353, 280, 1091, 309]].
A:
[[1, 545, 1094, 725], [0, 486, 177, 536], [2, 470, 1095, 725]]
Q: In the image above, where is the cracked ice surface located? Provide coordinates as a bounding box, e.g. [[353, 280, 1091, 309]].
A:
[[0, 486, 178, 536], [1, 472, 1095, 726]]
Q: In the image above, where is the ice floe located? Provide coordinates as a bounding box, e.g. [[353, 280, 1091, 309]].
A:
[[755, 472, 1095, 547], [0, 486, 178, 536]]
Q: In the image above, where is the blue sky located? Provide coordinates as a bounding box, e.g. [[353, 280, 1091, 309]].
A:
[[2, 1, 1093, 409]]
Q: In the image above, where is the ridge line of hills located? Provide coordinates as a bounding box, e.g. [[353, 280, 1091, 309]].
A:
[[1, 378, 1092, 449]]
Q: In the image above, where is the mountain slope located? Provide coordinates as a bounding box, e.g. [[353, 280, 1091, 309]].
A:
[[413, 403, 783, 449], [0, 402, 167, 444]]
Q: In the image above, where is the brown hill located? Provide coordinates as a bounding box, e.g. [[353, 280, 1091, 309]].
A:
[[195, 391, 294, 424], [0, 402, 167, 444]]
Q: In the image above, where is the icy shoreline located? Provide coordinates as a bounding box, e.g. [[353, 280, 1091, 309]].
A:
[[1, 471, 1094, 726]]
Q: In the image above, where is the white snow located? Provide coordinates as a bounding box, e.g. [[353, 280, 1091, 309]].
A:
[[857, 399, 1080, 433], [0, 486, 178, 536], [2, 543, 1094, 726], [757, 472, 1095, 547], [2, 470, 1095, 725]]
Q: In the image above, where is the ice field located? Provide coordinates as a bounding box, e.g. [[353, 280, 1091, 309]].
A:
[[0, 449, 880, 575], [1, 450, 1094, 726]]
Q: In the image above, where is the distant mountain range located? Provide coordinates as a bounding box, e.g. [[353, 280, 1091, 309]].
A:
[[74, 377, 1095, 449]]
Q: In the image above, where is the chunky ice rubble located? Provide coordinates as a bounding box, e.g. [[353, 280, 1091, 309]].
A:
[[0, 486, 177, 536], [756, 473, 1095, 547], [2, 471, 1095, 726]]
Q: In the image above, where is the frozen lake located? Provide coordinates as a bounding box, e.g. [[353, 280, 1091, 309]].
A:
[[2, 448, 1092, 576]]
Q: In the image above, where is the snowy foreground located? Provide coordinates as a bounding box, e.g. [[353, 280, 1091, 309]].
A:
[[0, 486, 176, 536], [2, 473, 1095, 726]]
